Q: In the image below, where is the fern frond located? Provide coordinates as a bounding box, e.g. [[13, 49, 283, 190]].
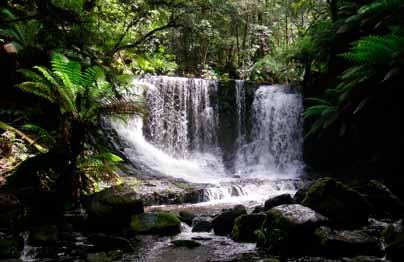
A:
[[305, 97, 332, 105], [16, 82, 55, 103], [33, 66, 59, 86], [21, 124, 56, 144], [342, 35, 404, 65], [51, 53, 84, 86], [82, 66, 105, 88], [18, 69, 46, 83], [358, 0, 404, 16]]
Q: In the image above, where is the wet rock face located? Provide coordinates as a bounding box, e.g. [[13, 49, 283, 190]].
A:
[[192, 216, 212, 232], [314, 226, 383, 257], [84, 184, 144, 229], [301, 177, 370, 227], [130, 212, 181, 236], [264, 194, 293, 211], [212, 205, 247, 236], [357, 180, 404, 219], [0, 233, 23, 259], [269, 204, 328, 227], [259, 204, 328, 255], [231, 213, 266, 243]]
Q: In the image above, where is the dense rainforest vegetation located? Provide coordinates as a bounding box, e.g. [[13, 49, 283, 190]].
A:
[[0, 0, 403, 261], [1, 0, 403, 199]]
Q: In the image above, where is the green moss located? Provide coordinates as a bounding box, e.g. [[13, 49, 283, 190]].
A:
[[131, 212, 181, 235], [231, 213, 266, 242], [301, 177, 370, 226]]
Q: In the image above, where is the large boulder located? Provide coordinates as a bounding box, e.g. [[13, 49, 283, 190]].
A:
[[212, 205, 247, 236], [84, 184, 144, 228], [192, 216, 212, 232], [28, 225, 58, 246], [258, 204, 328, 256], [264, 194, 293, 211], [314, 226, 383, 257], [0, 234, 23, 259], [231, 213, 266, 242], [0, 193, 23, 231], [301, 177, 370, 227], [357, 180, 404, 219], [130, 212, 181, 235]]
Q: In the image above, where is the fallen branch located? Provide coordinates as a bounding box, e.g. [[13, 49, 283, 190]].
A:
[[0, 121, 48, 153]]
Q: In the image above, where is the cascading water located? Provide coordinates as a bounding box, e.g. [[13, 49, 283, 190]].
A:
[[235, 85, 304, 178], [111, 76, 304, 203]]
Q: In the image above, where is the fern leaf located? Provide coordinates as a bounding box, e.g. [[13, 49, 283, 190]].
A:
[[16, 82, 55, 103]]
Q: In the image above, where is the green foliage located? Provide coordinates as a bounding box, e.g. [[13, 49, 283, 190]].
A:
[[16, 53, 146, 199], [0, 8, 43, 52], [303, 0, 404, 137], [304, 93, 339, 137]]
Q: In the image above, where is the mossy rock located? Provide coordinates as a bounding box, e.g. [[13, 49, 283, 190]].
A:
[[85, 184, 144, 228], [171, 239, 201, 248], [264, 194, 293, 211], [130, 212, 181, 235], [191, 216, 212, 232], [212, 205, 247, 236], [260, 204, 328, 256], [179, 210, 195, 226], [28, 225, 58, 246], [231, 213, 266, 243], [314, 226, 383, 257], [0, 235, 23, 259], [357, 180, 404, 219], [301, 177, 370, 227]]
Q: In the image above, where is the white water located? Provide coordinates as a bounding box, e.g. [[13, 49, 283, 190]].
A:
[[112, 76, 304, 202], [235, 85, 304, 179]]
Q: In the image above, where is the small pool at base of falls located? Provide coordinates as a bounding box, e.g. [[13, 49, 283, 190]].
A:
[[123, 224, 258, 262]]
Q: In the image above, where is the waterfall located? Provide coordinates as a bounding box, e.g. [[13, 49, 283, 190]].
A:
[[235, 80, 246, 148], [235, 85, 304, 178], [111, 76, 304, 201], [142, 76, 219, 157]]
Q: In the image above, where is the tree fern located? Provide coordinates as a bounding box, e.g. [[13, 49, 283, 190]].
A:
[[358, 0, 404, 16], [342, 35, 404, 65], [17, 53, 146, 199]]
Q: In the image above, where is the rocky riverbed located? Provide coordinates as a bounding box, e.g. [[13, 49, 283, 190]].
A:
[[1, 177, 404, 262]]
